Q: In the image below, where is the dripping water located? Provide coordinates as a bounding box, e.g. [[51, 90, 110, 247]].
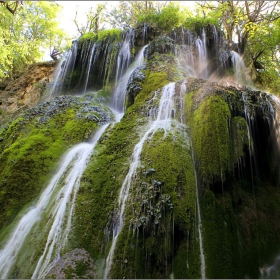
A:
[[0, 124, 109, 279], [104, 83, 176, 278], [192, 145, 206, 279]]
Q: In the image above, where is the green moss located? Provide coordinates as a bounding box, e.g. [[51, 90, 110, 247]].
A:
[[97, 28, 122, 42], [106, 123, 200, 278], [230, 116, 250, 164], [0, 96, 111, 230], [191, 95, 231, 182], [138, 71, 168, 98], [72, 114, 143, 261], [79, 32, 97, 43], [200, 190, 241, 278]]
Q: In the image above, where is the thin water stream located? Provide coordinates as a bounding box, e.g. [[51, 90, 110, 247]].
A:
[[104, 83, 176, 278]]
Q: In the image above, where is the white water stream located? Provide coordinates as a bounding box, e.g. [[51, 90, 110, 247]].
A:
[[112, 45, 147, 113], [50, 40, 78, 97], [196, 29, 208, 79], [105, 83, 176, 278], [193, 151, 206, 279], [231, 51, 253, 87], [83, 43, 96, 94], [0, 124, 109, 279]]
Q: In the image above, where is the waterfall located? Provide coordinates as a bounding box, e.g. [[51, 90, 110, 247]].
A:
[[83, 43, 96, 94], [48, 57, 66, 98], [115, 30, 134, 81], [231, 51, 252, 87], [0, 124, 109, 279], [50, 40, 78, 96], [143, 23, 147, 45], [112, 45, 148, 113], [104, 83, 176, 278], [195, 29, 208, 79]]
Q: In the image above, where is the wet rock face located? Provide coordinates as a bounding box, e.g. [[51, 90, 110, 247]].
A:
[[46, 248, 96, 279], [126, 65, 146, 107], [0, 61, 58, 122], [24, 94, 112, 125], [147, 36, 176, 58]]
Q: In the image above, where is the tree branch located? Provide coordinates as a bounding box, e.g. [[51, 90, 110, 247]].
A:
[[0, 1, 20, 15]]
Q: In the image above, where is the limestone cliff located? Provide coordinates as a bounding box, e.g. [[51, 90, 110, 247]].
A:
[[0, 61, 57, 123]]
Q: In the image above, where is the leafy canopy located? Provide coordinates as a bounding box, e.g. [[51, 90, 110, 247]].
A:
[[0, 1, 66, 79]]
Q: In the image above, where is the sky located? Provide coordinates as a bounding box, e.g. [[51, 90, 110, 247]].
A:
[[55, 1, 120, 39]]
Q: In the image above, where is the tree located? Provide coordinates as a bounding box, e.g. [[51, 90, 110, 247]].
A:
[[196, 1, 280, 53], [105, 1, 171, 29], [0, 1, 66, 79], [0, 1, 22, 15], [74, 3, 106, 36]]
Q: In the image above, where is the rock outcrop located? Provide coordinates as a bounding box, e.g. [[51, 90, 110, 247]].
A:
[[0, 61, 58, 123]]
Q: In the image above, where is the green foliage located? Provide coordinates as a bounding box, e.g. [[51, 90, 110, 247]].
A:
[[97, 28, 122, 42], [184, 16, 219, 31], [138, 71, 168, 97], [79, 31, 97, 43], [155, 3, 185, 31], [0, 1, 66, 79]]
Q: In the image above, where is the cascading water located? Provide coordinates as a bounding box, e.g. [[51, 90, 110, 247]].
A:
[[196, 29, 208, 79], [48, 58, 66, 99], [0, 124, 109, 279], [112, 45, 148, 113], [50, 40, 78, 96], [83, 43, 96, 94], [115, 30, 134, 82], [142, 23, 147, 45], [231, 51, 252, 87], [104, 83, 177, 278]]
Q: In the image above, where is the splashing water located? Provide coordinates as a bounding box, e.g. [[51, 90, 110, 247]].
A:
[[104, 83, 176, 278], [0, 124, 109, 279]]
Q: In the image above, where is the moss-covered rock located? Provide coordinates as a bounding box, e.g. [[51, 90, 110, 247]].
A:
[[0, 93, 112, 230]]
